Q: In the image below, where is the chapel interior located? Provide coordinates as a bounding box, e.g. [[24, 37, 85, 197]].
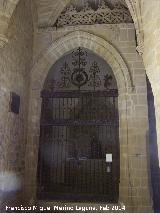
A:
[[0, 0, 160, 213]]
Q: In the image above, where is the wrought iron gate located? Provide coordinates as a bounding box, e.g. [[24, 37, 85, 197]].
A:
[[37, 89, 119, 202]]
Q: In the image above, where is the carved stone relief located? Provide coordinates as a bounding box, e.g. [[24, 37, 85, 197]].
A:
[[56, 0, 133, 27]]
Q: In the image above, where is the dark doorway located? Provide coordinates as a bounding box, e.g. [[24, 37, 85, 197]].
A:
[[37, 47, 120, 202], [147, 77, 160, 212]]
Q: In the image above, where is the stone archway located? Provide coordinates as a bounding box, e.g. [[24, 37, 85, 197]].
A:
[[2, 0, 160, 167], [30, 31, 133, 92], [24, 31, 153, 212], [0, 0, 143, 50]]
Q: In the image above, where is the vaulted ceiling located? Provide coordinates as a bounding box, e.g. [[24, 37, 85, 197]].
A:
[[0, 0, 143, 51], [0, 0, 19, 46], [36, 0, 130, 27], [36, 0, 71, 27], [62, 0, 127, 10]]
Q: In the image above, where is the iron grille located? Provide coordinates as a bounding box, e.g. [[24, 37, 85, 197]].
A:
[[37, 89, 119, 202]]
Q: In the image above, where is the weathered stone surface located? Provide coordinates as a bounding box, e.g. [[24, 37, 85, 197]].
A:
[[0, 0, 33, 209], [1, 0, 160, 212]]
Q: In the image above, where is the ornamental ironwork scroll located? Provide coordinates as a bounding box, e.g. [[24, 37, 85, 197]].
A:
[[88, 61, 101, 91], [104, 74, 113, 89], [39, 44, 119, 202], [56, 1, 133, 28], [71, 47, 89, 90], [59, 62, 71, 88], [57, 47, 89, 90], [46, 47, 114, 91]]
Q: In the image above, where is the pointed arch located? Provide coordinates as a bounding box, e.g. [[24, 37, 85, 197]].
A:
[[30, 30, 134, 93], [0, 0, 143, 52]]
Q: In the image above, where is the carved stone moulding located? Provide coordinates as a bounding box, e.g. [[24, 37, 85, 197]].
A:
[[136, 31, 144, 56], [56, 1, 133, 27]]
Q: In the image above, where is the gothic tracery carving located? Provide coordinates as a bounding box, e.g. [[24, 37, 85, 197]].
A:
[[56, 1, 133, 27]]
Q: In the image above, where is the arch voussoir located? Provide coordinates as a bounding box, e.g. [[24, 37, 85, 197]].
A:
[[31, 31, 133, 93]]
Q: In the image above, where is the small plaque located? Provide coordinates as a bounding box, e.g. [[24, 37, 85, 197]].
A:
[[10, 92, 20, 114], [106, 154, 112, 162]]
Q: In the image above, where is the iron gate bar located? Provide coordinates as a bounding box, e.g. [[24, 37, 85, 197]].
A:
[[41, 89, 118, 98], [38, 88, 119, 202], [40, 119, 119, 126]]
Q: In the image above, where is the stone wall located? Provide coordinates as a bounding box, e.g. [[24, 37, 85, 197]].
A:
[[147, 77, 160, 211], [0, 0, 159, 212], [33, 0, 160, 177], [141, 3, 160, 211], [0, 0, 33, 209], [0, 0, 19, 47], [24, 27, 153, 212], [142, 0, 160, 165]]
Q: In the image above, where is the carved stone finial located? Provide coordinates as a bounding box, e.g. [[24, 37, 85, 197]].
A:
[[114, 2, 124, 10], [98, 0, 109, 10], [83, 2, 92, 12], [66, 4, 76, 13], [101, 0, 106, 7], [136, 32, 144, 56]]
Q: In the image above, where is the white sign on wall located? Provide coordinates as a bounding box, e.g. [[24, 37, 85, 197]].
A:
[[106, 154, 112, 163]]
